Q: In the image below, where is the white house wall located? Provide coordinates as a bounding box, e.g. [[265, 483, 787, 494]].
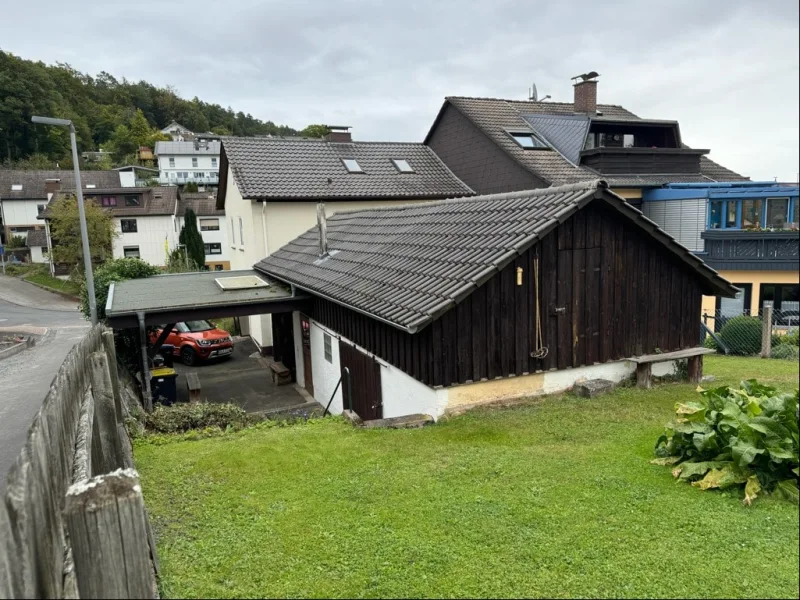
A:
[[112, 215, 177, 267], [292, 312, 304, 388], [29, 246, 47, 263], [2, 199, 45, 227], [380, 361, 442, 419], [176, 214, 230, 265], [158, 153, 220, 185], [309, 320, 343, 414]]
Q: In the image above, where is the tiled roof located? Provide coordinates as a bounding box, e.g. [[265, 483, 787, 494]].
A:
[[0, 170, 121, 200], [154, 141, 220, 155], [219, 137, 475, 204], [179, 192, 223, 216], [429, 97, 748, 186], [43, 186, 178, 218], [25, 229, 47, 247], [255, 180, 736, 333]]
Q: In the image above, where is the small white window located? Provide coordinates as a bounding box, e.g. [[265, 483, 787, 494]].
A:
[[509, 132, 547, 149], [11, 184, 22, 191], [200, 218, 220, 231], [192, 158, 198, 167], [324, 333, 332, 363], [391, 159, 414, 173], [85, 184, 96, 189], [211, 157, 218, 167], [238, 216, 244, 246], [169, 157, 175, 167], [231, 217, 235, 246], [123, 246, 140, 258], [342, 158, 363, 173]]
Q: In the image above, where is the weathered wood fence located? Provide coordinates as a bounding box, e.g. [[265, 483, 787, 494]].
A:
[[0, 325, 158, 598]]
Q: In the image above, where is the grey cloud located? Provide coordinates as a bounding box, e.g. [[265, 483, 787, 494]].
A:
[[3, 0, 798, 180]]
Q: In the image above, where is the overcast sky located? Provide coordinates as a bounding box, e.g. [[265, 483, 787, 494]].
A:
[[3, 0, 798, 181]]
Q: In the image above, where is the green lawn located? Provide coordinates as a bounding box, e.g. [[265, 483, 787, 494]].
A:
[[24, 271, 80, 297], [135, 356, 799, 599]]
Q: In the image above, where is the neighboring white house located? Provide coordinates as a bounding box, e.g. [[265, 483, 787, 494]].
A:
[[216, 128, 475, 352], [154, 140, 220, 187], [178, 192, 230, 270], [43, 186, 180, 268], [0, 169, 122, 245], [25, 229, 49, 264], [160, 121, 193, 142]]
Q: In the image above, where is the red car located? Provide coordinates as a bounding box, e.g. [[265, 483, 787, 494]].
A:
[[152, 320, 234, 366]]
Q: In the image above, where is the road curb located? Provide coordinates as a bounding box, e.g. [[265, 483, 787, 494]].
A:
[[0, 335, 36, 362], [20, 278, 80, 302]]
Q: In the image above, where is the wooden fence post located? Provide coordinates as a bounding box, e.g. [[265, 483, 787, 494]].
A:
[[88, 351, 125, 474], [101, 330, 124, 423], [64, 470, 156, 599], [761, 304, 773, 359]]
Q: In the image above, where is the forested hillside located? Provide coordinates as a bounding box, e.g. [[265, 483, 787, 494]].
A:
[[0, 51, 302, 167]]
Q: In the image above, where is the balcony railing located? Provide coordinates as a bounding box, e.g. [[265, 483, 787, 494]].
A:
[[159, 174, 219, 185], [697, 229, 799, 270], [579, 147, 707, 175]]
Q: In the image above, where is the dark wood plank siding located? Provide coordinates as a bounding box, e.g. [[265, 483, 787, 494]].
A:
[[308, 200, 706, 389]]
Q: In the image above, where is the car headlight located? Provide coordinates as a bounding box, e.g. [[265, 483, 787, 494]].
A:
[[197, 339, 212, 346]]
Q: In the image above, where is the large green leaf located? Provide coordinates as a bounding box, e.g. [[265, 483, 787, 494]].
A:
[[675, 402, 707, 422], [650, 457, 681, 466], [741, 379, 777, 398], [692, 431, 718, 454], [766, 446, 795, 461], [692, 464, 747, 490], [773, 480, 799, 504], [731, 439, 765, 468], [672, 461, 727, 481], [747, 417, 790, 440]]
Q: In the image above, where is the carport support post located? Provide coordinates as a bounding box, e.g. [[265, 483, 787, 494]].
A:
[[137, 312, 153, 412]]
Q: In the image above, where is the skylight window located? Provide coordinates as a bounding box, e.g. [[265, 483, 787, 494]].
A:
[[391, 159, 414, 173], [11, 184, 22, 191], [85, 184, 96, 189], [509, 132, 548, 149], [342, 158, 364, 173]]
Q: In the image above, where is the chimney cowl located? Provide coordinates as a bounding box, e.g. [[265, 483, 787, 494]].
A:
[[323, 125, 352, 144]]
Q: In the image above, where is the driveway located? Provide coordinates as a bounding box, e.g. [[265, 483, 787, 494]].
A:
[[0, 275, 89, 491], [169, 337, 309, 413]]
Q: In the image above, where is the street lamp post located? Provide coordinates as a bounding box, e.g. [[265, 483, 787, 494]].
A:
[[31, 116, 97, 325]]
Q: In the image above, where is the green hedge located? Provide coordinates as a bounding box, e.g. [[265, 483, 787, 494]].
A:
[[719, 316, 762, 355]]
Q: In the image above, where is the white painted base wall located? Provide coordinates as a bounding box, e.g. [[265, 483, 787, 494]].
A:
[[29, 246, 47, 264], [247, 314, 273, 350], [297, 314, 679, 421]]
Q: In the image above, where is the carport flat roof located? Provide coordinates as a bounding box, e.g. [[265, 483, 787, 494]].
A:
[[106, 269, 308, 328]]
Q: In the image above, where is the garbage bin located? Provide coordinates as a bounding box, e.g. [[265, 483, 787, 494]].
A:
[[151, 366, 178, 406], [158, 344, 175, 368]]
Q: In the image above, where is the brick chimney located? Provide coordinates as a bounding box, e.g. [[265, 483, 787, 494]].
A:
[[572, 72, 599, 114], [324, 126, 352, 143], [44, 178, 61, 197]]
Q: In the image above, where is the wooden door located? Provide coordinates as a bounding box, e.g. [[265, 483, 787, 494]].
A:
[[300, 315, 313, 396], [338, 340, 382, 420]]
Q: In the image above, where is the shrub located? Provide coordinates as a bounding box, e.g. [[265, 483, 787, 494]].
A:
[[144, 403, 258, 434], [703, 335, 718, 350], [772, 344, 800, 361], [653, 380, 799, 505], [779, 329, 799, 347], [6, 234, 26, 249], [719, 315, 762, 355], [81, 257, 160, 321]]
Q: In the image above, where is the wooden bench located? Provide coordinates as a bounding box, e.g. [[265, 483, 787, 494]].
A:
[[186, 373, 201, 402], [270, 361, 292, 386], [628, 347, 716, 389]]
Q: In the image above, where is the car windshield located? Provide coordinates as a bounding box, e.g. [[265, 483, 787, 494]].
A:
[[183, 320, 214, 332]]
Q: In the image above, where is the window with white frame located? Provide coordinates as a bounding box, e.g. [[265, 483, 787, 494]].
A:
[[123, 246, 140, 258], [120, 219, 137, 233], [238, 217, 244, 246], [192, 157, 198, 167], [200, 218, 220, 231], [211, 157, 218, 167], [168, 157, 175, 167], [230, 217, 235, 246], [204, 242, 222, 255], [324, 333, 332, 363]]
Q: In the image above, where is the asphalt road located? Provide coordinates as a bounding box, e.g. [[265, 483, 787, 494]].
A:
[[0, 275, 89, 490]]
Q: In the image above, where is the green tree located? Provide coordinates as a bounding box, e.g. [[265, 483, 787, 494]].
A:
[[6, 234, 26, 248], [183, 181, 199, 193], [178, 208, 205, 270], [80, 257, 160, 322], [210, 125, 231, 136], [299, 124, 329, 138], [165, 247, 202, 273], [48, 193, 117, 270]]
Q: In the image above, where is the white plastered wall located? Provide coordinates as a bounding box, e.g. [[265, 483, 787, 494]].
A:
[[309, 320, 343, 414]]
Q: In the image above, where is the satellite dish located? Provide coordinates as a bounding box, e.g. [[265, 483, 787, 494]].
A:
[[529, 83, 539, 102]]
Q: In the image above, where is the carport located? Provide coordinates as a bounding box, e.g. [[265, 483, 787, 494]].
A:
[[105, 269, 309, 409]]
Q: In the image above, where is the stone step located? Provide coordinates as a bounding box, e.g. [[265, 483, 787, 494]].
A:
[[361, 414, 434, 429]]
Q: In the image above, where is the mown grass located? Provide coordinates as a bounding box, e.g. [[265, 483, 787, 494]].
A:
[[24, 270, 80, 297], [135, 356, 799, 599]]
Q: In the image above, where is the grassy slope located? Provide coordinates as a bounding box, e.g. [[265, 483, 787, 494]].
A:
[[23, 271, 80, 296], [136, 356, 800, 599]]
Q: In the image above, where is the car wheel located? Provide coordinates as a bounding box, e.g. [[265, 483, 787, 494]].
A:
[[181, 346, 197, 366]]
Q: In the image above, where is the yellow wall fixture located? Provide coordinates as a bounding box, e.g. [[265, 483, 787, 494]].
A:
[[516, 267, 523, 286]]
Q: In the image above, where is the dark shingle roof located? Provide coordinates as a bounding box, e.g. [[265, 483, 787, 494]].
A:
[[219, 137, 474, 205], [523, 114, 591, 164], [180, 192, 223, 216], [255, 180, 736, 333], [25, 229, 47, 247], [0, 170, 122, 200], [43, 186, 177, 218], [426, 97, 748, 186]]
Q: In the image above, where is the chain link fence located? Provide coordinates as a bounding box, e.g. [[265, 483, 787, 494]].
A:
[[702, 308, 799, 360]]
